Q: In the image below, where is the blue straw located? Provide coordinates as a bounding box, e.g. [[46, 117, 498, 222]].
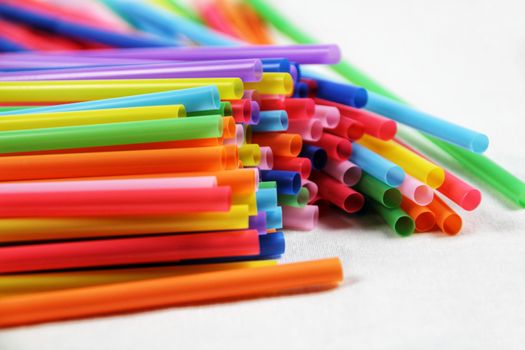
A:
[[0, 86, 220, 116], [260, 170, 301, 195], [266, 207, 284, 230], [256, 188, 278, 211], [304, 75, 368, 108], [299, 144, 327, 170], [251, 111, 289, 132], [350, 143, 405, 187], [365, 91, 489, 153], [261, 58, 292, 73], [0, 37, 29, 52]]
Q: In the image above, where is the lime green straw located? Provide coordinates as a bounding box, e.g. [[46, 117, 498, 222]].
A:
[[259, 181, 277, 189], [0, 115, 223, 154], [278, 188, 309, 208], [367, 198, 414, 237], [354, 173, 402, 208], [245, 0, 525, 208]]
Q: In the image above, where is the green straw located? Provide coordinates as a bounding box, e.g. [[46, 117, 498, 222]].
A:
[[161, 0, 203, 23], [0, 107, 36, 113], [188, 102, 231, 117], [278, 188, 309, 208], [259, 181, 277, 189], [367, 198, 415, 237], [354, 173, 402, 208], [0, 115, 223, 154], [246, 0, 525, 208]]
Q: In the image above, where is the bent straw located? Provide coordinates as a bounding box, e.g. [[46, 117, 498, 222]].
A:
[[0, 205, 250, 244], [0, 105, 186, 131], [0, 258, 342, 328], [354, 173, 402, 209], [244, 73, 294, 95], [400, 197, 436, 232], [0, 86, 220, 116], [282, 205, 319, 231], [245, 0, 523, 207], [0, 230, 259, 274]]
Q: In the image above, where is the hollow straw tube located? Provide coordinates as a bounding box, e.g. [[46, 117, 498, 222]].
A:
[[249, 101, 261, 124], [273, 157, 312, 179], [278, 187, 309, 208], [323, 159, 362, 186], [366, 92, 489, 153], [426, 193, 463, 235], [261, 58, 292, 74], [367, 198, 415, 237], [251, 110, 288, 132], [0, 146, 230, 181], [0, 59, 264, 82], [258, 146, 274, 169], [0, 204, 250, 244], [243, 89, 261, 104], [239, 144, 261, 167], [256, 187, 278, 211], [315, 98, 397, 141], [224, 124, 245, 145], [0, 105, 186, 131], [0, 78, 244, 102], [358, 135, 445, 188], [400, 197, 436, 232], [249, 211, 267, 235], [281, 98, 315, 118], [251, 132, 302, 157], [229, 99, 251, 123], [308, 77, 368, 108], [0, 230, 259, 274], [0, 116, 224, 154], [265, 206, 283, 229], [310, 171, 364, 213], [327, 117, 364, 141], [173, 169, 258, 194], [0, 86, 220, 116], [244, 73, 294, 95], [398, 175, 434, 206], [293, 82, 308, 98], [302, 179, 319, 203], [260, 97, 285, 110], [0, 186, 231, 218], [350, 143, 405, 187], [0, 257, 342, 328], [354, 173, 402, 209], [282, 205, 318, 231], [312, 105, 340, 129], [287, 118, 323, 142], [299, 144, 327, 170], [259, 170, 301, 195], [306, 133, 352, 161]]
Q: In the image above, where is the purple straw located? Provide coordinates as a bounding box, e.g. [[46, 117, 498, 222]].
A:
[[249, 211, 268, 235], [0, 59, 263, 82]]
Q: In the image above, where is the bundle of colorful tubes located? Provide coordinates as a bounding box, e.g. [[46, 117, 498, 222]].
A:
[[0, 0, 523, 328]]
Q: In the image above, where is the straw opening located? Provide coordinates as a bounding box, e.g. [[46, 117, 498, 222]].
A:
[[443, 214, 462, 235], [300, 159, 312, 179], [383, 188, 402, 208], [297, 188, 309, 206], [415, 212, 436, 232], [385, 166, 404, 187], [309, 120, 323, 141], [283, 74, 294, 95], [378, 120, 397, 141], [353, 88, 368, 108], [426, 168, 445, 189], [471, 134, 489, 154], [343, 165, 362, 187], [280, 110, 289, 130], [289, 134, 302, 156], [344, 192, 364, 213], [460, 189, 482, 211], [413, 185, 433, 206], [311, 149, 327, 169], [336, 140, 352, 159], [291, 173, 302, 194], [395, 216, 414, 237]]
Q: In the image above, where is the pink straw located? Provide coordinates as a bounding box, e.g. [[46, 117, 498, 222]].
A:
[[323, 159, 362, 187], [282, 205, 319, 231], [258, 146, 274, 170], [287, 118, 324, 142], [398, 175, 434, 206], [302, 179, 319, 203], [224, 125, 245, 145], [313, 105, 340, 129]]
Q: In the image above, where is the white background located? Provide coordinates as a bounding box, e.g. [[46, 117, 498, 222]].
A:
[[1, 0, 525, 349]]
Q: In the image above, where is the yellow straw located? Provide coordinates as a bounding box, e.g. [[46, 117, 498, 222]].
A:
[[239, 144, 262, 167], [244, 73, 294, 95]]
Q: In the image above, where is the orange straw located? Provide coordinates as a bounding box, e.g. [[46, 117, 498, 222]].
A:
[[0, 258, 343, 328], [400, 196, 436, 232], [426, 194, 463, 235], [236, 2, 274, 44], [251, 132, 302, 157]]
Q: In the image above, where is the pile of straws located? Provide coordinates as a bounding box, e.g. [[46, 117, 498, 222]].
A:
[[0, 0, 523, 328]]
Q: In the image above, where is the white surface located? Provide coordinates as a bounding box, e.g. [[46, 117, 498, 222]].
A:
[[1, 0, 525, 349]]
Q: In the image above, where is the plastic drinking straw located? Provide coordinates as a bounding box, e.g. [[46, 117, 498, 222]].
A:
[[224, 124, 245, 145], [0, 204, 249, 244], [354, 173, 402, 209], [239, 144, 261, 167], [73, 44, 341, 64], [0, 260, 278, 297], [260, 170, 301, 196], [302, 179, 319, 203], [306, 77, 368, 108], [261, 58, 292, 74], [287, 118, 323, 142], [0, 257, 342, 328], [282, 205, 319, 231], [236, 2, 273, 44], [251, 132, 302, 157], [175, 169, 258, 194], [299, 144, 327, 170], [228, 99, 251, 123], [268, 98, 315, 119], [273, 157, 312, 179], [0, 86, 220, 116], [256, 187, 278, 211], [426, 193, 463, 235], [259, 181, 277, 189], [251, 110, 289, 132], [323, 159, 362, 187], [221, 116, 236, 139], [310, 171, 364, 213], [244, 73, 294, 96], [312, 105, 340, 129], [215, 0, 258, 41], [293, 82, 308, 98], [248, 101, 261, 124], [315, 98, 397, 141], [358, 134, 445, 188], [400, 197, 436, 232], [306, 133, 352, 161], [0, 115, 223, 154], [366, 92, 489, 153], [196, 0, 239, 38], [367, 198, 415, 237], [190, 101, 231, 117], [350, 143, 405, 187], [0, 60, 264, 82], [0, 146, 229, 181], [0, 78, 244, 102], [278, 187, 309, 208], [0, 36, 27, 52], [265, 206, 283, 229], [327, 117, 365, 141], [0, 105, 186, 131], [249, 211, 267, 234], [0, 19, 74, 51], [0, 2, 173, 48], [0, 229, 259, 274], [0, 186, 231, 218], [258, 146, 274, 169], [243, 89, 261, 104], [301, 78, 318, 97], [0, 177, 218, 194], [398, 175, 434, 206]]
